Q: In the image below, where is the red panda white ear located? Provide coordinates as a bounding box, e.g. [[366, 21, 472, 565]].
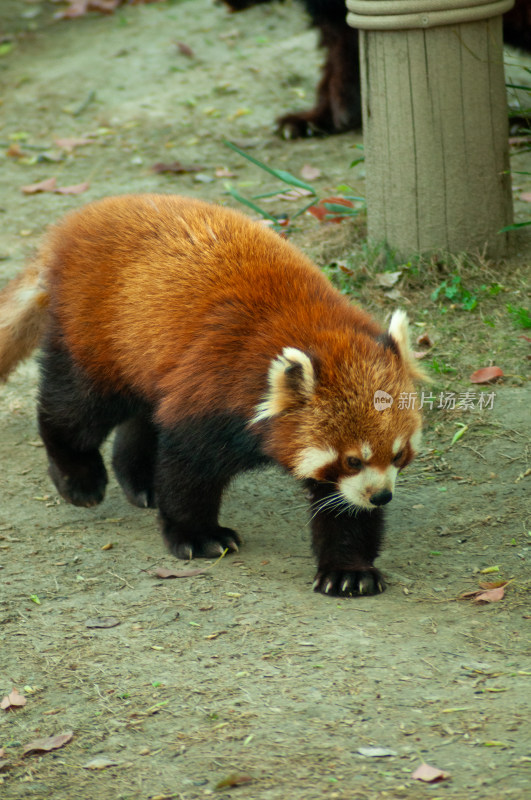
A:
[[251, 347, 315, 424], [388, 309, 427, 382], [388, 310, 412, 359]]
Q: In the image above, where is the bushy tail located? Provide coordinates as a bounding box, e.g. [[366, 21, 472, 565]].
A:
[[0, 263, 50, 381]]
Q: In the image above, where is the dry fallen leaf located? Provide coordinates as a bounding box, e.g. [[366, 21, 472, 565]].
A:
[[215, 773, 253, 790], [174, 41, 195, 58], [21, 177, 57, 194], [264, 188, 313, 202], [357, 746, 397, 757], [1, 688, 27, 711], [22, 730, 74, 756], [375, 271, 401, 288], [6, 143, 25, 158], [83, 756, 119, 770], [459, 581, 508, 604], [151, 161, 204, 174], [215, 167, 237, 178], [300, 164, 321, 181], [411, 762, 451, 782], [20, 177, 90, 196], [416, 332, 434, 348], [474, 586, 507, 604], [469, 366, 503, 384], [153, 566, 207, 579], [54, 137, 93, 152], [55, 0, 124, 19], [54, 181, 90, 195], [85, 616, 120, 628]]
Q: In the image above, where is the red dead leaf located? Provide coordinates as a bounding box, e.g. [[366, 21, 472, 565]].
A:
[[21, 177, 57, 194], [474, 586, 506, 604], [519, 192, 531, 202], [416, 332, 434, 348], [459, 581, 508, 604], [1, 688, 27, 711], [22, 730, 74, 756], [412, 762, 451, 782], [308, 196, 354, 223], [175, 41, 195, 58], [469, 366, 503, 384], [20, 178, 89, 196], [479, 580, 508, 590], [153, 566, 207, 579], [55, 0, 120, 18], [54, 181, 90, 195], [151, 161, 204, 174]]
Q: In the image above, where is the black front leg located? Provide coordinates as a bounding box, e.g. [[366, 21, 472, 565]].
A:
[[155, 416, 268, 560], [306, 481, 385, 597]]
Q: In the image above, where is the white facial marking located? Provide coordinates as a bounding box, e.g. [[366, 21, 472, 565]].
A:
[[339, 465, 398, 509], [410, 428, 422, 455], [361, 442, 373, 461], [392, 436, 404, 456], [293, 446, 338, 479]]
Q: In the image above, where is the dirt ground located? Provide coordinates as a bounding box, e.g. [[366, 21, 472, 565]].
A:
[[0, 2, 530, 799]]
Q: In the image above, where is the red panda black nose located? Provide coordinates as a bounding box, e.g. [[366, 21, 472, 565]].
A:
[[370, 489, 393, 506]]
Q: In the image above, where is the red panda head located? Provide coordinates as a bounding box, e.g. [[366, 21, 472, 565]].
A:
[[254, 310, 424, 510]]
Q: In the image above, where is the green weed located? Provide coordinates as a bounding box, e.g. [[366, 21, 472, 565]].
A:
[[224, 141, 363, 233], [507, 304, 531, 328], [431, 274, 478, 311]]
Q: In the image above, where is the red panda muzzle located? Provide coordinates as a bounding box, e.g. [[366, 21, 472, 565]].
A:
[[0, 194, 424, 597]]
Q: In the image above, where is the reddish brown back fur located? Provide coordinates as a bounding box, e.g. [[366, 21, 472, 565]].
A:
[[39, 194, 386, 429]]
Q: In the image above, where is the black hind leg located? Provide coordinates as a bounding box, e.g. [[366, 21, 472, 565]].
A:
[[38, 345, 132, 507], [112, 414, 157, 509]]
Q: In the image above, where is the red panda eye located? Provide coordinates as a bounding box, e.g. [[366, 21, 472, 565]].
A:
[[346, 456, 363, 471], [393, 450, 404, 464]]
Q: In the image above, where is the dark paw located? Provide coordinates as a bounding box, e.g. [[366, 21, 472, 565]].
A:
[[48, 459, 107, 508], [313, 567, 385, 597], [275, 112, 319, 140], [120, 483, 156, 509], [164, 525, 241, 560]]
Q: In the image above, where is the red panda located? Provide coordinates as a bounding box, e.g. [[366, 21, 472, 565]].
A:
[[0, 194, 424, 596]]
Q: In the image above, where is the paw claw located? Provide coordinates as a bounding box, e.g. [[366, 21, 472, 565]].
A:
[[313, 567, 385, 598]]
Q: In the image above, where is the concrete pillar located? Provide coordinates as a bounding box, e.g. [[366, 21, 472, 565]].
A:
[[346, 0, 515, 258]]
